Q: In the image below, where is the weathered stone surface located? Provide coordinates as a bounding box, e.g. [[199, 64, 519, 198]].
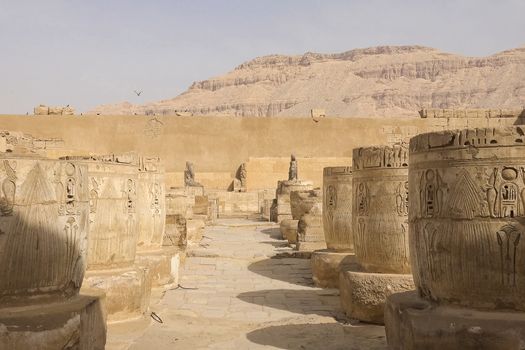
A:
[[339, 270, 414, 324], [290, 188, 321, 220], [274, 180, 313, 223], [0, 156, 89, 306], [408, 127, 525, 310], [82, 267, 152, 322], [293, 189, 326, 252], [135, 247, 180, 289], [34, 104, 75, 115], [186, 218, 205, 245], [0, 293, 106, 350], [385, 291, 525, 350], [72, 158, 139, 270], [136, 157, 165, 250], [386, 127, 525, 349], [280, 218, 298, 243], [339, 144, 413, 323], [323, 166, 353, 252], [352, 144, 410, 274], [311, 251, 356, 288]]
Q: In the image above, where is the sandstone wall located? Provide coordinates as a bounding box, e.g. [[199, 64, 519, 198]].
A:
[[0, 114, 520, 189]]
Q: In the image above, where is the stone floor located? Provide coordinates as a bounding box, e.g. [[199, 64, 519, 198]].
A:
[[107, 218, 386, 350]]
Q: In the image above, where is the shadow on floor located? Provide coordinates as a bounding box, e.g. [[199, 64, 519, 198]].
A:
[[237, 289, 342, 317], [246, 322, 387, 350], [259, 240, 290, 248], [260, 227, 282, 239], [248, 258, 313, 286]]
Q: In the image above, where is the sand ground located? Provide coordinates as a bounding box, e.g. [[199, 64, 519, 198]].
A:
[[107, 218, 387, 350]]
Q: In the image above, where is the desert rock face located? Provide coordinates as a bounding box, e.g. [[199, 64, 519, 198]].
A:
[[89, 45, 525, 117]]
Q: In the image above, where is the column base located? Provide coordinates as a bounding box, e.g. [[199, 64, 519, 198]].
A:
[[82, 266, 152, 323], [339, 269, 414, 324], [0, 292, 106, 350], [135, 247, 181, 289], [311, 250, 356, 288], [385, 291, 525, 350]]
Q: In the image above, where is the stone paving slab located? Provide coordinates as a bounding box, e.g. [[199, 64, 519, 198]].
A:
[[107, 218, 386, 350]]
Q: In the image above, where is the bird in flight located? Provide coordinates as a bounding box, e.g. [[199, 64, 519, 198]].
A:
[[134, 90, 143, 96]]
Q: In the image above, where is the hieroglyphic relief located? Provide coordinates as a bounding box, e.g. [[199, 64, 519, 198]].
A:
[[395, 182, 409, 216], [356, 182, 369, 216], [0, 158, 89, 303], [497, 224, 521, 287], [353, 143, 409, 170], [0, 160, 16, 216], [352, 144, 410, 274], [89, 177, 99, 213], [409, 127, 525, 311], [322, 166, 353, 251]]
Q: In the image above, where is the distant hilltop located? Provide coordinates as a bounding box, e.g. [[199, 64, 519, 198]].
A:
[[88, 45, 525, 118]]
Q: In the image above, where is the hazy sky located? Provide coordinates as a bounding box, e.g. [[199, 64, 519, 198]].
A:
[[1, 0, 524, 114]]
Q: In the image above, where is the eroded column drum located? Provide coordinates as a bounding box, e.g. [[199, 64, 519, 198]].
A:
[[410, 127, 525, 311], [0, 156, 89, 305], [323, 166, 353, 251], [74, 159, 139, 270], [136, 157, 166, 250], [352, 144, 410, 274]]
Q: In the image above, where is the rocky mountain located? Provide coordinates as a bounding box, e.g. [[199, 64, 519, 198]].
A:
[[88, 45, 525, 117]]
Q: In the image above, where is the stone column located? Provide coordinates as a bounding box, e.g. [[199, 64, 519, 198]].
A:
[[135, 157, 180, 291], [312, 166, 357, 288], [386, 127, 525, 349], [68, 156, 152, 323], [0, 156, 106, 349], [339, 144, 414, 324]]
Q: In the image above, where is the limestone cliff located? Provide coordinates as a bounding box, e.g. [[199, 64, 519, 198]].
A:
[[88, 45, 525, 117]]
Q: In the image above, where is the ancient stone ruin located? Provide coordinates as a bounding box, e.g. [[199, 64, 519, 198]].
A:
[[339, 144, 414, 324], [0, 155, 105, 349], [386, 127, 525, 349], [311, 166, 357, 288], [3, 107, 525, 349]]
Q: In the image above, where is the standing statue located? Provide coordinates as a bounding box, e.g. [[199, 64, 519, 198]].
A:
[[184, 161, 201, 187], [239, 163, 247, 189], [288, 154, 298, 181]]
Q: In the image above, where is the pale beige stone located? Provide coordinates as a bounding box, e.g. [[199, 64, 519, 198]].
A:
[[136, 157, 166, 250], [340, 271, 414, 324], [280, 218, 298, 243], [0, 293, 106, 350], [339, 144, 413, 323], [323, 166, 353, 251], [0, 155, 105, 348], [274, 180, 313, 223], [385, 127, 525, 349], [311, 250, 356, 288], [82, 266, 152, 323]]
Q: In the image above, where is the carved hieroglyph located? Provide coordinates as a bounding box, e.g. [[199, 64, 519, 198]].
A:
[[64, 157, 139, 270], [0, 156, 89, 305], [352, 144, 410, 274], [323, 166, 353, 251], [136, 157, 166, 250], [409, 127, 525, 311]]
